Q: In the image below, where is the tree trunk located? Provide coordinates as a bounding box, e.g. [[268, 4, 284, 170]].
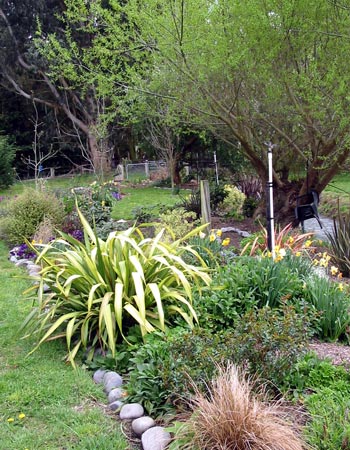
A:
[[88, 134, 110, 174]]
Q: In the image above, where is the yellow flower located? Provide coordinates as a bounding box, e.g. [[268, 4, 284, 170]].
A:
[[319, 258, 328, 268], [7, 417, 14, 423], [313, 259, 319, 266], [304, 240, 312, 248], [338, 283, 344, 292], [101, 200, 105, 207], [18, 413, 26, 420], [222, 238, 230, 247], [267, 251, 272, 258], [209, 234, 216, 242], [330, 266, 339, 276], [216, 229, 222, 237], [295, 251, 301, 257], [288, 236, 295, 244]]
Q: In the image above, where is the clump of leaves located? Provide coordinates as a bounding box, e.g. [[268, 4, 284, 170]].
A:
[[22, 206, 211, 366], [303, 275, 350, 341]]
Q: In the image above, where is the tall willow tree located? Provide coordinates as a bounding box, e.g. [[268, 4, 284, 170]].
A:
[[127, 0, 350, 221]]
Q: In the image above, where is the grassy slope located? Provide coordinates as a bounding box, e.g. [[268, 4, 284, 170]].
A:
[[321, 173, 350, 216], [112, 186, 187, 220], [0, 241, 128, 450]]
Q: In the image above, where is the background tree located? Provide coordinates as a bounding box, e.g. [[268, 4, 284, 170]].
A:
[[128, 0, 350, 221], [0, 134, 16, 188], [0, 0, 148, 174]]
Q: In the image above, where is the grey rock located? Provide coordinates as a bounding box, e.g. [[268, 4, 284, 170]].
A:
[[141, 426, 171, 450], [93, 369, 107, 384], [108, 400, 123, 411], [43, 284, 51, 293], [119, 403, 144, 420], [132, 416, 156, 437], [103, 371, 123, 391], [28, 271, 40, 278], [15, 259, 31, 267], [27, 264, 42, 272], [9, 255, 18, 263], [107, 388, 123, 404]]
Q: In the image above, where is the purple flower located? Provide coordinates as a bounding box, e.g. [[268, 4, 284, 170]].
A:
[[111, 191, 122, 200], [70, 229, 84, 241]]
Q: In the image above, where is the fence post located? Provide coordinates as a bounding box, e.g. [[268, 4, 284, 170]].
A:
[[200, 180, 211, 230], [145, 161, 149, 178]]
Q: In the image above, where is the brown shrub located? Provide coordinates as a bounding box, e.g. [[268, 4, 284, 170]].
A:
[[176, 364, 308, 450]]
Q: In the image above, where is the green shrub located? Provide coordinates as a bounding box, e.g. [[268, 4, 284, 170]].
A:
[[22, 209, 211, 365], [0, 188, 64, 244], [0, 134, 16, 188], [217, 184, 246, 218], [196, 255, 308, 330], [230, 305, 315, 389], [125, 305, 313, 415], [303, 275, 350, 341], [154, 207, 199, 243], [125, 327, 232, 415]]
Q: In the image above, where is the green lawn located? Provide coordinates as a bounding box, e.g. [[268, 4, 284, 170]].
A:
[[321, 172, 350, 216], [0, 242, 128, 450], [112, 186, 188, 220]]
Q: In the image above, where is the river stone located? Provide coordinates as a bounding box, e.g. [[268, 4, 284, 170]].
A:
[[119, 403, 144, 420], [103, 371, 123, 391], [108, 400, 123, 411], [141, 426, 171, 450], [9, 255, 18, 263], [132, 416, 156, 436], [28, 264, 42, 272], [107, 388, 123, 404], [28, 271, 40, 278], [15, 259, 31, 267], [93, 369, 107, 384]]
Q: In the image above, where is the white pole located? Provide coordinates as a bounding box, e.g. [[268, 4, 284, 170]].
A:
[[267, 144, 275, 258], [214, 151, 219, 185]]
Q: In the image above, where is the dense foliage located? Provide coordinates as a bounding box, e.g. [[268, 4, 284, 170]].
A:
[[0, 134, 16, 188]]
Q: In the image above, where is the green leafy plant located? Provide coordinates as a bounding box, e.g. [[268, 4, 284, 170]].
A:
[[217, 184, 246, 218], [0, 188, 64, 245], [22, 207, 211, 365], [154, 207, 199, 243], [125, 327, 232, 415], [326, 211, 350, 277], [230, 304, 315, 389], [125, 304, 313, 415], [303, 275, 350, 341]]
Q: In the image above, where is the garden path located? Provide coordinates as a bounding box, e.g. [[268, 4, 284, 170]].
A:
[[302, 215, 334, 241]]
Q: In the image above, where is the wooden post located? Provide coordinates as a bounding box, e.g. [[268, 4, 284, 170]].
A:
[[200, 180, 211, 230]]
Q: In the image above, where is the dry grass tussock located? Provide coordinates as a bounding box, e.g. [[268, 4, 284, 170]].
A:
[[179, 364, 309, 450]]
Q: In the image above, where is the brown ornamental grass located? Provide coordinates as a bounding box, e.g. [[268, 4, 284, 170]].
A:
[[177, 364, 308, 450]]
